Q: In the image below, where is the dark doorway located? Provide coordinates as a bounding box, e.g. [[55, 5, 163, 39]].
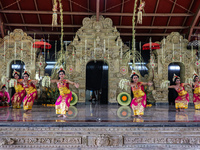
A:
[[168, 62, 185, 105], [86, 61, 108, 104], [9, 60, 25, 98]]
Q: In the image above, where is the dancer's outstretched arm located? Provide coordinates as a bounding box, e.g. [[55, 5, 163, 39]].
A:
[[67, 80, 79, 88]]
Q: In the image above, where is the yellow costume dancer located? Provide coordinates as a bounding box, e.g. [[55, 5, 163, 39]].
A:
[[11, 70, 25, 109], [22, 71, 38, 111]]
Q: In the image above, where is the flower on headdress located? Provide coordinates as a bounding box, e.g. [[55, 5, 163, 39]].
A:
[[172, 74, 180, 82], [12, 70, 20, 77]]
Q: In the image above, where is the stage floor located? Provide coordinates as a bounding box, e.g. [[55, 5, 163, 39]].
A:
[[1, 103, 200, 127]]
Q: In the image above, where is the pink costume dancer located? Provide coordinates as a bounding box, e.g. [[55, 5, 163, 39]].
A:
[[0, 85, 10, 106], [129, 71, 152, 116], [193, 73, 200, 109], [55, 79, 72, 115], [11, 70, 26, 109], [51, 67, 79, 117], [22, 71, 38, 111], [130, 82, 146, 116]]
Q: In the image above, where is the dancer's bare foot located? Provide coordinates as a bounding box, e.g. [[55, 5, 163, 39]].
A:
[[58, 115, 63, 117], [25, 109, 31, 113]]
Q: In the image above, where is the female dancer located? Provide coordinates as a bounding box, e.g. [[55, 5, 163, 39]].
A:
[[129, 71, 152, 117], [0, 85, 10, 106], [51, 68, 79, 118], [10, 70, 26, 109], [169, 74, 191, 111], [192, 73, 200, 109], [21, 71, 38, 111]]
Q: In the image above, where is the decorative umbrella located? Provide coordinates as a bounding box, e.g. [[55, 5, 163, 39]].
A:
[[142, 42, 160, 50], [32, 41, 52, 49], [33, 41, 52, 61]]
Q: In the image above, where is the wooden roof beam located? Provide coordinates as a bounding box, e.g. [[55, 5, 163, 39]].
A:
[[188, 4, 200, 41], [0, 13, 5, 38], [0, 10, 193, 17], [4, 23, 190, 29]]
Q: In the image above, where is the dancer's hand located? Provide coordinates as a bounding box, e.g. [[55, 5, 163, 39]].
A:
[[74, 83, 79, 88], [148, 81, 153, 86]]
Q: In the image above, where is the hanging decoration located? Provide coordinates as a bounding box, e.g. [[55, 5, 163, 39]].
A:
[[31, 42, 33, 64], [14, 42, 16, 64], [72, 47, 75, 61], [52, 0, 58, 26], [137, 1, 145, 24], [104, 39, 106, 63], [172, 43, 175, 61], [4, 40, 6, 62], [34, 33, 36, 61], [58, 0, 64, 62], [180, 38, 182, 62], [55, 40, 57, 61], [85, 40, 87, 63], [47, 34, 50, 59], [21, 41, 23, 63]]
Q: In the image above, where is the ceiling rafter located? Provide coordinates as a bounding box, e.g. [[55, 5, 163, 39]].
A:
[[179, 0, 195, 33], [104, 0, 107, 12], [96, 0, 100, 21], [87, 0, 90, 13], [188, 4, 200, 41], [0, 1, 12, 33], [69, 0, 74, 32], [5, 23, 193, 29], [0, 13, 5, 38], [119, 0, 125, 32], [33, 0, 45, 39], [0, 10, 193, 17], [164, 0, 177, 33], [15, 0, 27, 31], [149, 0, 160, 33]]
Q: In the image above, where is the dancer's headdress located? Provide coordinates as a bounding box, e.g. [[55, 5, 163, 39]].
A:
[[12, 70, 20, 77], [23, 70, 31, 76], [57, 65, 66, 74], [193, 71, 199, 80], [1, 84, 6, 89], [130, 70, 140, 78], [172, 74, 180, 82]]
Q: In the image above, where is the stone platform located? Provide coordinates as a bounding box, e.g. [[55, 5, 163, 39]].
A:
[[0, 104, 200, 150]]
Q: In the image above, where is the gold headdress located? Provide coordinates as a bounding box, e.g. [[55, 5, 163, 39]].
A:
[[23, 70, 31, 76], [172, 74, 180, 82], [12, 70, 20, 77], [130, 70, 140, 78], [57, 65, 66, 74], [193, 71, 199, 80]]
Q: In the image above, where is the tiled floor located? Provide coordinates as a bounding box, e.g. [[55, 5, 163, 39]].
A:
[[0, 103, 200, 127]]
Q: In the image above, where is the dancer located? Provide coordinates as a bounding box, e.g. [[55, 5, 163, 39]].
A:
[[129, 71, 152, 117], [9, 70, 26, 109], [21, 71, 38, 112], [51, 68, 79, 118], [0, 85, 10, 106], [168, 74, 191, 111], [192, 72, 200, 109]]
